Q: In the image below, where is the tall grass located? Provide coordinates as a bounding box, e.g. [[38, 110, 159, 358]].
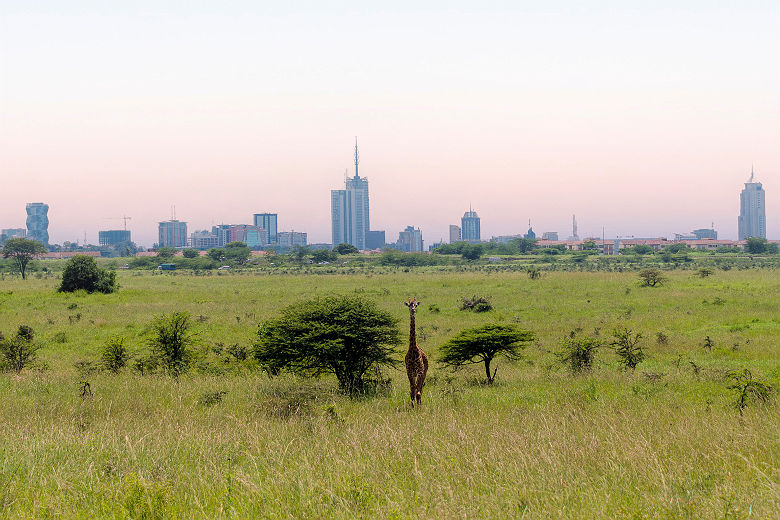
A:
[[0, 270, 778, 518]]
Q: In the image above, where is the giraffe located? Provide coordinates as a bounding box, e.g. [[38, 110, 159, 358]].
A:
[[404, 298, 428, 408]]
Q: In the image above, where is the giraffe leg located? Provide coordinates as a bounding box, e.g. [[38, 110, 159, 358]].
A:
[[415, 371, 424, 408]]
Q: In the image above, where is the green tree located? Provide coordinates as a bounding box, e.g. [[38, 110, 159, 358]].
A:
[[0, 325, 39, 373], [291, 245, 311, 265], [58, 255, 117, 294], [2, 238, 47, 280], [224, 242, 251, 264], [207, 248, 225, 262], [665, 243, 689, 253], [147, 312, 197, 376], [156, 247, 176, 258], [254, 295, 401, 394], [182, 248, 199, 258], [460, 243, 483, 261], [512, 238, 538, 254], [334, 243, 359, 255], [438, 324, 534, 384], [312, 249, 337, 263], [623, 244, 653, 255], [744, 237, 768, 254]]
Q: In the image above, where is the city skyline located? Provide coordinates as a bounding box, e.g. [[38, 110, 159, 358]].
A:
[[2, 3, 778, 245], [0, 166, 773, 248]]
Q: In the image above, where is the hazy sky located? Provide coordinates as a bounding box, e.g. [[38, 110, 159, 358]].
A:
[[2, 1, 778, 246]]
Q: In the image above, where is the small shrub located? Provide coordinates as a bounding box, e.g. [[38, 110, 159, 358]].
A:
[[611, 328, 646, 371], [460, 295, 493, 312], [656, 331, 669, 345], [147, 312, 197, 376], [703, 335, 714, 351], [428, 304, 440, 313], [556, 334, 601, 373], [638, 268, 666, 287], [726, 369, 773, 415], [225, 343, 248, 361], [199, 391, 227, 406], [101, 336, 130, 373], [527, 267, 542, 280], [0, 325, 40, 373], [697, 268, 714, 278]]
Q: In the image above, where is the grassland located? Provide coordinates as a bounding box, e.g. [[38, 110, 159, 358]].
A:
[[0, 269, 778, 519]]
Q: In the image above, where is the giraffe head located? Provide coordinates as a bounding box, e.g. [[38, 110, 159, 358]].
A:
[[404, 298, 420, 315]]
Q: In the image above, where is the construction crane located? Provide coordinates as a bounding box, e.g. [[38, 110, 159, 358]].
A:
[[104, 215, 132, 230]]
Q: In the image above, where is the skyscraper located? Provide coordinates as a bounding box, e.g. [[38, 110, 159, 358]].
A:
[[738, 167, 766, 240], [331, 139, 370, 249], [461, 208, 480, 242], [397, 226, 424, 252], [449, 225, 462, 243], [253, 213, 278, 244], [158, 220, 187, 248], [26, 203, 49, 245]]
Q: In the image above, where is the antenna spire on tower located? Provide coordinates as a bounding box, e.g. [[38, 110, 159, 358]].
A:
[[749, 164, 754, 183], [354, 137, 359, 179]]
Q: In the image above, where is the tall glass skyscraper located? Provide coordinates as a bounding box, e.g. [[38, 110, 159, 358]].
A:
[[253, 213, 278, 244], [26, 202, 49, 246], [158, 220, 188, 247], [461, 208, 480, 242], [331, 140, 370, 249], [738, 168, 766, 240]]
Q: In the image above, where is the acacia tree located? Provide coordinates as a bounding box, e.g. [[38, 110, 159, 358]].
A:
[[2, 238, 47, 279], [254, 295, 401, 394], [638, 268, 666, 287], [438, 324, 534, 384]]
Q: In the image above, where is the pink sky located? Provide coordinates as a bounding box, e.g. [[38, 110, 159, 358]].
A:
[[1, 2, 778, 246]]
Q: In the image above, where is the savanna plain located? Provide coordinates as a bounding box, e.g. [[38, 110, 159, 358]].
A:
[[0, 268, 778, 519]]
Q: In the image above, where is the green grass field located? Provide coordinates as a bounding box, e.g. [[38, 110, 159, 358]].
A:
[[0, 269, 778, 518]]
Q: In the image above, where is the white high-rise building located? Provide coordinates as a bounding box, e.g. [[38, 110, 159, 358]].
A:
[[331, 139, 370, 249], [738, 167, 766, 240]]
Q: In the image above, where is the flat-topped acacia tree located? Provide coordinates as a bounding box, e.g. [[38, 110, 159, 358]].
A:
[[2, 238, 47, 280], [439, 324, 534, 384]]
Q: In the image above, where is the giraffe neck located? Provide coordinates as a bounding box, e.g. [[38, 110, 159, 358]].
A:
[[408, 313, 418, 352]]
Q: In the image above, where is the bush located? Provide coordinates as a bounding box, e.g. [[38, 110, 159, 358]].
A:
[[556, 334, 600, 373], [182, 249, 199, 259], [527, 267, 542, 279], [147, 312, 197, 376], [0, 325, 40, 373], [58, 255, 117, 294], [638, 268, 666, 287], [610, 328, 646, 371], [460, 295, 493, 312], [726, 369, 773, 415], [254, 295, 401, 395], [101, 336, 130, 373], [696, 268, 714, 278], [438, 324, 534, 384]]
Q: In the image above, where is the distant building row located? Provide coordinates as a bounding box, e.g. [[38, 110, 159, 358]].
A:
[[157, 213, 306, 250]]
